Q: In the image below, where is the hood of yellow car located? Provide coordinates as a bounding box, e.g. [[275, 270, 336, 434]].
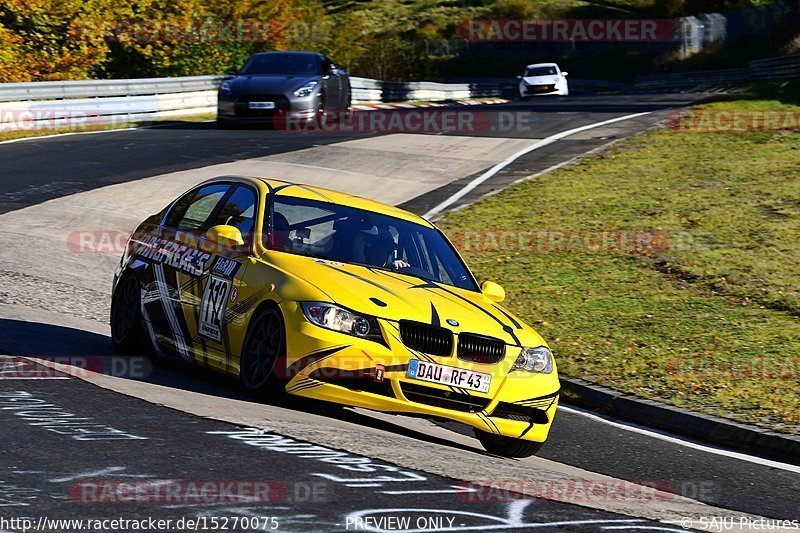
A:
[[270, 252, 544, 347]]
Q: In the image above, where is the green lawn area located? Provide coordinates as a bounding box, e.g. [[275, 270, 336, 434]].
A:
[[439, 83, 800, 433]]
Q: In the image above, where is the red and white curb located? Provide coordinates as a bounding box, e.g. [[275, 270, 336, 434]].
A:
[[352, 98, 508, 112]]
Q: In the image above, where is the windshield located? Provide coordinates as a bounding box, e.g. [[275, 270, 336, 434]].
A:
[[241, 54, 322, 76], [266, 197, 478, 292], [525, 66, 558, 76]]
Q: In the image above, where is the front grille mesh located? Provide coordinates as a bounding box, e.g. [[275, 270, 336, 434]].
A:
[[457, 334, 506, 364], [399, 321, 453, 357]]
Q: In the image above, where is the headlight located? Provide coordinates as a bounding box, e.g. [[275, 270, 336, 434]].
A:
[[301, 302, 384, 343], [293, 81, 318, 98], [220, 81, 232, 94], [511, 346, 553, 373]]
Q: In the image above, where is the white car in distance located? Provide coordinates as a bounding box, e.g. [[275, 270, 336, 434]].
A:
[[518, 63, 569, 97]]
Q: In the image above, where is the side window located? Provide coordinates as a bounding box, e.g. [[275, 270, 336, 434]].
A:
[[165, 184, 230, 233], [210, 185, 257, 245]]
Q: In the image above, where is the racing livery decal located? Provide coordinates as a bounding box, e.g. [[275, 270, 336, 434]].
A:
[[198, 257, 242, 342], [113, 177, 560, 458], [135, 234, 212, 276]]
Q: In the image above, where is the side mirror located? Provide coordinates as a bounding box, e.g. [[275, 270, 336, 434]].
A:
[[561, 71, 569, 77], [205, 225, 245, 248], [225, 67, 239, 76], [481, 281, 505, 303]]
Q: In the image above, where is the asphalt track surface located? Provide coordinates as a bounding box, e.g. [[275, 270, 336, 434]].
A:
[[1, 94, 798, 532], [1, 94, 681, 214]]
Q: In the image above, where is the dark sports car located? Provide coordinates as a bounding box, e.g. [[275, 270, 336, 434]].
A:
[[217, 51, 352, 128]]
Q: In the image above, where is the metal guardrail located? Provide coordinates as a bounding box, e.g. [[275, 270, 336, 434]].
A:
[[350, 77, 502, 102], [0, 76, 223, 103], [0, 73, 626, 132], [749, 54, 800, 80], [635, 54, 800, 88], [0, 75, 509, 131]]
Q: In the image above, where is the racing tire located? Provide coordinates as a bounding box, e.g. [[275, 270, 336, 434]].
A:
[[339, 91, 353, 122], [110, 274, 144, 353], [239, 307, 287, 397], [474, 429, 544, 458]]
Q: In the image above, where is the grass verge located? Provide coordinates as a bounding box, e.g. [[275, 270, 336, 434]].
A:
[[439, 82, 800, 434]]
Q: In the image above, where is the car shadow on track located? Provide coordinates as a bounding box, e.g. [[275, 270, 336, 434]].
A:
[[1, 318, 492, 458]]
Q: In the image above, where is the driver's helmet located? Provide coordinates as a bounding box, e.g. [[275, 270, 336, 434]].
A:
[[270, 212, 291, 249], [364, 224, 397, 266]]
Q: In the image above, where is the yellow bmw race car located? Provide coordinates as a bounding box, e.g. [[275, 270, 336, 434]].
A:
[[111, 176, 560, 457]]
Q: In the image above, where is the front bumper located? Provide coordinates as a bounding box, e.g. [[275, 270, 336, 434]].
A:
[[217, 92, 318, 123], [520, 84, 561, 96], [280, 302, 560, 443]]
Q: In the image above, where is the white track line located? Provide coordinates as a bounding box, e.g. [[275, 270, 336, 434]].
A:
[[559, 405, 800, 474], [422, 111, 656, 219], [413, 107, 800, 474]]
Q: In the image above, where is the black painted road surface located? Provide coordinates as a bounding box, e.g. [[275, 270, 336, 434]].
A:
[[0, 356, 666, 532], [0, 94, 694, 215]]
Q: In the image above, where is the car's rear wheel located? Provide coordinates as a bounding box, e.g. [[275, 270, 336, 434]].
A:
[[111, 274, 143, 353], [239, 307, 286, 396], [474, 429, 544, 458]]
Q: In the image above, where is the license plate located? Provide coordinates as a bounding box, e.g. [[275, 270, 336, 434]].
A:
[[407, 359, 491, 393], [249, 102, 276, 110]]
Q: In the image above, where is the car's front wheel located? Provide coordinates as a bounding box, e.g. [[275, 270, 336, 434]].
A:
[[475, 429, 544, 458], [239, 307, 286, 397], [111, 273, 143, 353], [315, 93, 330, 128]]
